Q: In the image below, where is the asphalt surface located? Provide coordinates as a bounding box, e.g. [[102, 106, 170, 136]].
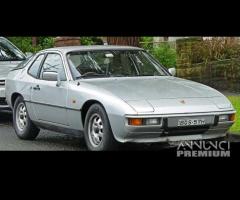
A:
[[0, 111, 174, 151], [0, 111, 88, 151], [1, 111, 239, 151]]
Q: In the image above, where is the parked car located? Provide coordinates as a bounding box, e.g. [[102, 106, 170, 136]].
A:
[[0, 37, 27, 110], [5, 46, 236, 151]]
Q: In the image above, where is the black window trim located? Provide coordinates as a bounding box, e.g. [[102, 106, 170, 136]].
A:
[[27, 53, 47, 79], [39, 52, 67, 81], [66, 49, 171, 80]]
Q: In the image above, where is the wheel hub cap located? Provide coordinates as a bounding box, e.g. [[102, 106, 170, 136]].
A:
[[88, 114, 104, 147], [16, 103, 28, 131]]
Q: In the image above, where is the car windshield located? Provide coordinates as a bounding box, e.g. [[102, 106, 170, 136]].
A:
[[0, 39, 26, 61], [67, 50, 169, 79]]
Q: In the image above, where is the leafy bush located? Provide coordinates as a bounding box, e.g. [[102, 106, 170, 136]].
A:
[[177, 37, 240, 65], [37, 37, 54, 49], [151, 43, 177, 68], [140, 37, 154, 50], [140, 37, 177, 68], [80, 37, 103, 45], [7, 37, 54, 53]]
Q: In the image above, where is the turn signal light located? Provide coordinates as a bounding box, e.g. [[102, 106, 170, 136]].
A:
[[229, 113, 236, 122], [128, 118, 143, 126]]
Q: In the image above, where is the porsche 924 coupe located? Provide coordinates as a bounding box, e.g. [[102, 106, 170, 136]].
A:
[[5, 46, 236, 150]]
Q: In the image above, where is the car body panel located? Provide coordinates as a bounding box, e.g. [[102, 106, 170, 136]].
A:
[[81, 76, 223, 100], [0, 37, 26, 109], [30, 80, 69, 126], [5, 46, 236, 143]]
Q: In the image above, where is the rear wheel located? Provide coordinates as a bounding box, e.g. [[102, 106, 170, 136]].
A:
[[13, 96, 40, 140], [84, 103, 118, 151]]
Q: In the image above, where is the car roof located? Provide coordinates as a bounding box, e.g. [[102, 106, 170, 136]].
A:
[[40, 45, 143, 54], [0, 36, 7, 41]]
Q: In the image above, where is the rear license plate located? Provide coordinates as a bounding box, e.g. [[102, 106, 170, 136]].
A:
[[177, 119, 205, 127]]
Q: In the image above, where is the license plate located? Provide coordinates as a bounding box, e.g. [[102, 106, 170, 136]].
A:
[[177, 119, 206, 127]]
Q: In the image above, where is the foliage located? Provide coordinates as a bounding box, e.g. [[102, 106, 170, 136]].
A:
[[80, 37, 103, 45], [151, 43, 177, 68], [7, 37, 54, 53], [228, 96, 240, 133], [37, 37, 54, 49], [140, 37, 177, 68], [177, 37, 240, 64], [7, 37, 105, 53], [140, 37, 154, 50]]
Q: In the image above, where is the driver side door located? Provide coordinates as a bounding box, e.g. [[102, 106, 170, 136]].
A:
[[31, 53, 69, 126]]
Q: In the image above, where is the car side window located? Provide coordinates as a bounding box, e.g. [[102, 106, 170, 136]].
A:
[[28, 54, 45, 78], [40, 53, 67, 81]]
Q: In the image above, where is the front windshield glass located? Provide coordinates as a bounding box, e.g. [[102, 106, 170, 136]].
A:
[[0, 39, 26, 61], [67, 50, 169, 79]]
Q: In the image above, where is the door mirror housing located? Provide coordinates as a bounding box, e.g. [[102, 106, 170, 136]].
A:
[[42, 71, 58, 82], [42, 71, 62, 86], [168, 67, 176, 76]]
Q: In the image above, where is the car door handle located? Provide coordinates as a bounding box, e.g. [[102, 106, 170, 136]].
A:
[[33, 85, 40, 91]]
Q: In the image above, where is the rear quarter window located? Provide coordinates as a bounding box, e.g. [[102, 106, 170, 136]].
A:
[[28, 54, 45, 78], [12, 55, 35, 71]]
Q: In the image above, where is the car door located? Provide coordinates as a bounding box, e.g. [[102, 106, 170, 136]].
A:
[[31, 53, 69, 126]]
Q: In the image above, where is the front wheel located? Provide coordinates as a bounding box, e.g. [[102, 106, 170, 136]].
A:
[[13, 96, 40, 140], [84, 104, 118, 151]]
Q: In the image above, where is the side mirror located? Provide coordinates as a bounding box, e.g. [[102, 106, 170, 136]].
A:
[[168, 68, 176, 76], [42, 71, 58, 82], [25, 52, 33, 58]]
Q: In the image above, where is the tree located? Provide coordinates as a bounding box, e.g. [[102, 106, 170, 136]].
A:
[[32, 37, 37, 47], [107, 37, 140, 47]]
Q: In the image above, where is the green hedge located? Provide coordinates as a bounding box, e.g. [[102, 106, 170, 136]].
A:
[[140, 37, 177, 68], [7, 37, 54, 53], [7, 37, 103, 53]]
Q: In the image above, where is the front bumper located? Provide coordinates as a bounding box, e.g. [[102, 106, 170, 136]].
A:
[[0, 87, 10, 110], [121, 111, 235, 143]]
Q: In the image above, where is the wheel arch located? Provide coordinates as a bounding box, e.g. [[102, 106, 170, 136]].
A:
[[11, 93, 23, 108], [81, 99, 106, 127]]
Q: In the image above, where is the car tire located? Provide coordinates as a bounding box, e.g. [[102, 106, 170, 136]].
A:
[[84, 103, 118, 151], [13, 96, 40, 140]]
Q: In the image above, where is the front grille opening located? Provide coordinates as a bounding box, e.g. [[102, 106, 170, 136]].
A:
[[0, 98, 7, 105], [0, 80, 5, 86], [164, 126, 210, 136]]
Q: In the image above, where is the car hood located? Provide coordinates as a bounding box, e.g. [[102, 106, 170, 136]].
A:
[[80, 76, 233, 113], [82, 76, 223, 100], [0, 61, 22, 80]]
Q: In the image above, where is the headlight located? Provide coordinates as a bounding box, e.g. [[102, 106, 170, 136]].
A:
[[128, 118, 161, 126], [219, 114, 236, 122], [145, 118, 161, 125]]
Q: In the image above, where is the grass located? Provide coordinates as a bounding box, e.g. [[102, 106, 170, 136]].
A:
[[228, 96, 240, 134]]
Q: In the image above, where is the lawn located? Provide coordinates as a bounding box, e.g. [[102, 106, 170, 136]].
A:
[[228, 96, 240, 134]]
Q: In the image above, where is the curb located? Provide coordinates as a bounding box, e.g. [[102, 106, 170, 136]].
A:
[[227, 133, 240, 142]]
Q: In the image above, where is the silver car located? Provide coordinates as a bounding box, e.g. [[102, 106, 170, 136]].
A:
[[0, 37, 27, 110], [5, 46, 236, 151]]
